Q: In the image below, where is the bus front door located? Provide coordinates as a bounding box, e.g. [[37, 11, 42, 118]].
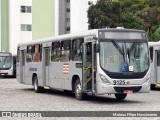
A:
[[43, 48, 50, 86], [20, 50, 25, 83], [82, 38, 96, 93]]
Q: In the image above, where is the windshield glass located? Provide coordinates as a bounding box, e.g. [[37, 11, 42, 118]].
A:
[[0, 56, 12, 69], [100, 40, 149, 73]]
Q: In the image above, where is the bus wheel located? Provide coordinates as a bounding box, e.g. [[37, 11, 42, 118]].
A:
[[74, 79, 86, 100], [151, 84, 155, 90], [115, 94, 127, 100], [33, 76, 43, 93]]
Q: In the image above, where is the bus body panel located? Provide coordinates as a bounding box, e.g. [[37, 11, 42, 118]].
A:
[[49, 61, 82, 90], [149, 42, 160, 85], [24, 62, 43, 86], [16, 63, 20, 82], [49, 62, 63, 89]]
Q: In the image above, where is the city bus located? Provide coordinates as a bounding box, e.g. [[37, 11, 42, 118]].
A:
[[17, 27, 150, 100], [0, 52, 16, 78], [148, 42, 160, 89]]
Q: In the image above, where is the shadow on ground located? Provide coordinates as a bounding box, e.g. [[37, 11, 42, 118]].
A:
[[21, 88, 142, 104]]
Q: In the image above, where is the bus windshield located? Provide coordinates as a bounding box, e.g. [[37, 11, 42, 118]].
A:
[[0, 56, 12, 70], [100, 40, 149, 73]]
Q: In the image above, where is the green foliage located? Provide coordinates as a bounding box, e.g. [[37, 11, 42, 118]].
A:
[[151, 27, 160, 41], [88, 0, 160, 41]]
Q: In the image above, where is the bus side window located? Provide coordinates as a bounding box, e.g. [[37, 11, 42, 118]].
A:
[[60, 40, 71, 62], [149, 47, 153, 63], [157, 52, 160, 66], [86, 43, 92, 62], [26, 45, 33, 62], [33, 44, 41, 62], [51, 42, 60, 62], [72, 38, 84, 61]]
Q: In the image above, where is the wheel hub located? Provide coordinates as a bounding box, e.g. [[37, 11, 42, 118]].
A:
[[76, 84, 81, 96]]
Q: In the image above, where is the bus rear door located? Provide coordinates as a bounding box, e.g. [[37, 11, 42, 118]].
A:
[[43, 45, 51, 87], [20, 50, 25, 83]]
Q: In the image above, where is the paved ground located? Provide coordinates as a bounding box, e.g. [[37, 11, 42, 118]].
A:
[[0, 78, 160, 120]]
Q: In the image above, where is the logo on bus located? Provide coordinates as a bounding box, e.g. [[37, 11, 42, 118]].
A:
[[63, 63, 69, 74]]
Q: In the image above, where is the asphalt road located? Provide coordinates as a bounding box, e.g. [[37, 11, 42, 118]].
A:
[[0, 78, 160, 119]]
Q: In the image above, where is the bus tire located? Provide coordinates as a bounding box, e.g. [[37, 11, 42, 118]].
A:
[[115, 94, 127, 100], [33, 76, 43, 93], [151, 84, 155, 90], [74, 79, 86, 100]]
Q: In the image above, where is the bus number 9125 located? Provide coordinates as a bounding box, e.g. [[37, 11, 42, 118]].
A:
[[113, 80, 126, 85]]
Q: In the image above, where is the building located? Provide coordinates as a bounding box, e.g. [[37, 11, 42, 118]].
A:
[[0, 0, 9, 52], [33, 0, 97, 39], [0, 0, 32, 54], [0, 0, 97, 53], [58, 0, 97, 35], [32, 0, 55, 40]]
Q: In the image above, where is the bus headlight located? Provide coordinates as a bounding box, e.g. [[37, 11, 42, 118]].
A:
[[99, 74, 109, 83]]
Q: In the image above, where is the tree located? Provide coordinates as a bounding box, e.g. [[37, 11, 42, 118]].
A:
[[88, 0, 121, 28], [151, 27, 160, 41], [87, 0, 160, 41]]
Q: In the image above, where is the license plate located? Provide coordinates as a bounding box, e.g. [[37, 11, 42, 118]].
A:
[[124, 90, 133, 94], [113, 80, 126, 85]]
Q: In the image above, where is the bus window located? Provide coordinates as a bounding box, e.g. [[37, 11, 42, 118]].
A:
[[26, 45, 33, 62], [60, 40, 71, 62], [72, 38, 84, 61], [33, 44, 41, 62], [51, 42, 60, 62], [157, 52, 160, 66], [149, 47, 153, 63]]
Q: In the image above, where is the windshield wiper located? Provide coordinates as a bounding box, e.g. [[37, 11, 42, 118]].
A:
[[127, 48, 130, 63], [129, 41, 137, 53], [111, 40, 125, 62]]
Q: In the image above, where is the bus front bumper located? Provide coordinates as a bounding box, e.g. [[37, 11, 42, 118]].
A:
[[96, 80, 150, 94], [0, 70, 13, 76]]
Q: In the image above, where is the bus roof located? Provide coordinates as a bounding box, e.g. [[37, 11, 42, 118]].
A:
[[148, 42, 160, 47], [0, 52, 12, 57], [18, 28, 146, 47], [18, 29, 98, 47]]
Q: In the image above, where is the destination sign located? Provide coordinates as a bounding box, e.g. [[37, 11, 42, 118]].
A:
[[99, 32, 146, 40]]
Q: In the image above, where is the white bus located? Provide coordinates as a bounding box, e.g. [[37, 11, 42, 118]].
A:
[[0, 52, 16, 78], [17, 28, 150, 100], [149, 42, 160, 89]]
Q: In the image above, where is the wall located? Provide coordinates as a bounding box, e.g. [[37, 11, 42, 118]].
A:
[[9, 0, 32, 54], [0, 0, 1, 51], [9, 0, 20, 54], [70, 0, 97, 34], [32, 0, 55, 40], [1, 0, 9, 52], [20, 0, 32, 43]]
